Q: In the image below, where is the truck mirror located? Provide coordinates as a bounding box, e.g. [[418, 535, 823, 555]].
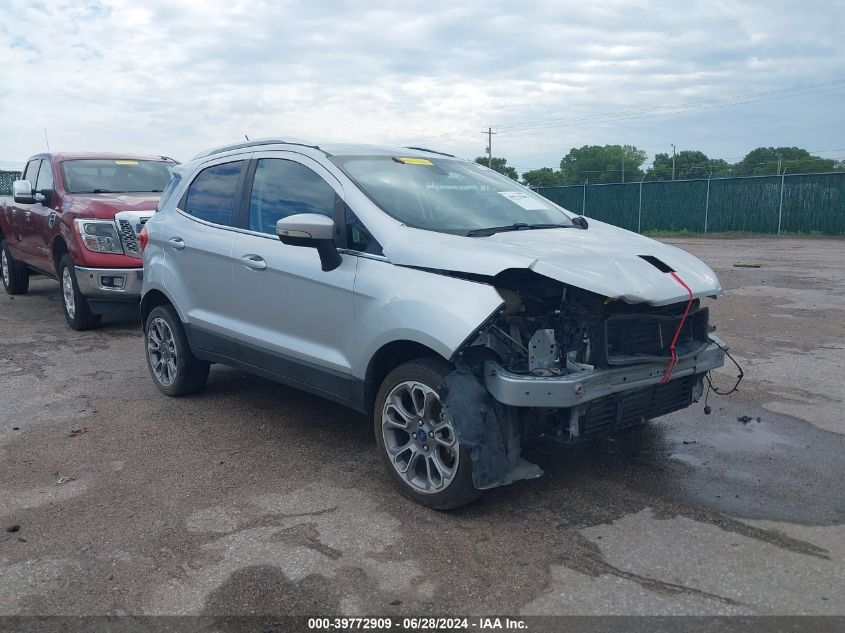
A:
[[12, 180, 35, 204]]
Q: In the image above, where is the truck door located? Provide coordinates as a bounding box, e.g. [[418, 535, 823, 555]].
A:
[[24, 159, 56, 273], [8, 159, 42, 265]]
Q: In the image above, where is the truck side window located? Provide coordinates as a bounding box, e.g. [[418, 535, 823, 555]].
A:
[[345, 206, 383, 255], [184, 161, 245, 227], [248, 159, 335, 235], [22, 159, 40, 185], [35, 160, 54, 193]]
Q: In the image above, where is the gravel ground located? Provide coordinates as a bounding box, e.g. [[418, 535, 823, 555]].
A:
[[0, 237, 843, 618]]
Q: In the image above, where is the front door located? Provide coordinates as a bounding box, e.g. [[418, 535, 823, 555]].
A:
[[24, 159, 57, 273], [232, 153, 358, 402], [9, 158, 42, 266]]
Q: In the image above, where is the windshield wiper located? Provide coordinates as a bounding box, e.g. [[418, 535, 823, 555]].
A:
[[466, 223, 570, 237], [72, 189, 121, 194]]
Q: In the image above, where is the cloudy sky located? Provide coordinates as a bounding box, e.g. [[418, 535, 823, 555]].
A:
[[1, 0, 843, 173]]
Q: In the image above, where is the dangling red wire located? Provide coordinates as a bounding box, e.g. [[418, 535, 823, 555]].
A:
[[660, 271, 694, 384]]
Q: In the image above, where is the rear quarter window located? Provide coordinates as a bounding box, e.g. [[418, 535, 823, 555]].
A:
[[157, 173, 182, 211]]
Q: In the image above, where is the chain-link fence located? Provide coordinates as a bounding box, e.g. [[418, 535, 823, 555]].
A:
[[536, 171, 845, 235], [0, 170, 22, 196]]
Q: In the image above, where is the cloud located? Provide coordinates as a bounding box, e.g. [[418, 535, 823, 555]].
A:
[[0, 0, 842, 171]]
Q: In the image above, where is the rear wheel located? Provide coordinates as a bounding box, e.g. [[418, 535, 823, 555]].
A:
[[1, 240, 29, 295], [374, 358, 480, 510], [59, 254, 100, 330], [145, 304, 210, 396]]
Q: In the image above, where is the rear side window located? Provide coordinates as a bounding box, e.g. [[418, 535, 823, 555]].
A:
[[248, 159, 336, 235], [184, 161, 244, 226]]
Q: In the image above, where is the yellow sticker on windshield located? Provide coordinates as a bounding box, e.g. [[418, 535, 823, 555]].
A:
[[114, 160, 139, 166], [393, 157, 433, 166]]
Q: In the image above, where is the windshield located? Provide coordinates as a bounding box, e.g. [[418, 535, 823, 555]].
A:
[[61, 159, 175, 194], [331, 156, 573, 234]]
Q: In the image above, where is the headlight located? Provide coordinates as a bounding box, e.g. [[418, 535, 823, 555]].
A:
[[75, 219, 124, 255]]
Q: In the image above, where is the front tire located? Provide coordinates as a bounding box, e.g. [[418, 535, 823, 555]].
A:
[[1, 240, 30, 295], [374, 358, 480, 510], [58, 255, 100, 330], [145, 304, 210, 396]]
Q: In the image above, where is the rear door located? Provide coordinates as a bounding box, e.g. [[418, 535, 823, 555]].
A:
[[159, 157, 248, 358], [231, 152, 358, 401]]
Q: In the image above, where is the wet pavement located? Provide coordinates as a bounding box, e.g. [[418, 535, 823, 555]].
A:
[[1, 237, 843, 616]]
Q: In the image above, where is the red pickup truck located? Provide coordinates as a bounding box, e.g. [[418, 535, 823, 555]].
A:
[[0, 153, 177, 329]]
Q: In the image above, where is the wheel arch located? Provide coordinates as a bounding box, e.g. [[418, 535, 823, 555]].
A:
[[140, 288, 177, 327], [52, 235, 69, 276], [363, 339, 449, 416]]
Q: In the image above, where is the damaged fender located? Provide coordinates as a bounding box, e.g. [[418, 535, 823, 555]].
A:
[[440, 369, 543, 490]]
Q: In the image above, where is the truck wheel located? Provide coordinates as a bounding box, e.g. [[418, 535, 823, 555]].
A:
[[144, 304, 210, 397], [59, 255, 101, 330], [1, 240, 30, 295], [374, 358, 480, 510]]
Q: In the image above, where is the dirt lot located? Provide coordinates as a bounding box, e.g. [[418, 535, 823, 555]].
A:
[[1, 237, 843, 617]]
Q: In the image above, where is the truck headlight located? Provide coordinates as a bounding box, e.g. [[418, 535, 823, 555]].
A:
[[75, 220, 124, 255]]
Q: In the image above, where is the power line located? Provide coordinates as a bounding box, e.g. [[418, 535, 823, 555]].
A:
[[397, 79, 845, 146]]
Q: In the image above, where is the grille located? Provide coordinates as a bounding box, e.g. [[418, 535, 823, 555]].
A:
[[117, 217, 149, 259], [603, 308, 709, 365], [579, 375, 697, 438]]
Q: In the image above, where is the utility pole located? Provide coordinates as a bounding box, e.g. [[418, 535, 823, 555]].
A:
[[481, 127, 497, 168], [622, 152, 625, 183], [776, 154, 782, 175], [671, 144, 676, 181]]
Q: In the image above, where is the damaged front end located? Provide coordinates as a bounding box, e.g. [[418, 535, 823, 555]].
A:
[[441, 269, 725, 491]]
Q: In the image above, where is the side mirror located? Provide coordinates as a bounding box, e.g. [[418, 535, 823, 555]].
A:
[[276, 213, 342, 272], [571, 216, 589, 230], [12, 180, 35, 204]]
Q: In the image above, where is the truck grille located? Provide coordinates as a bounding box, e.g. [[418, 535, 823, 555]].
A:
[[117, 216, 149, 259], [579, 375, 697, 437]]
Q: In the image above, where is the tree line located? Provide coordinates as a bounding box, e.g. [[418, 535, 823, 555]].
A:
[[475, 145, 844, 187]]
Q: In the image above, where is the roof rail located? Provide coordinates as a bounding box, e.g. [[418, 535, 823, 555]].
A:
[[191, 138, 323, 160], [404, 146, 456, 158]]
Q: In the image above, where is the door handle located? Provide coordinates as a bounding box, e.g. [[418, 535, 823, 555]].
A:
[[167, 237, 185, 250], [240, 254, 267, 270]]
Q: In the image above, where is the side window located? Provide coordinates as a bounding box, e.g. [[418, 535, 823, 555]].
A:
[[22, 159, 40, 185], [345, 206, 383, 255], [248, 159, 336, 235], [35, 160, 54, 192], [184, 161, 244, 226]]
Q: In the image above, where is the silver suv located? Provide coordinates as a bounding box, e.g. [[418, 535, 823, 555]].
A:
[[140, 139, 725, 509]]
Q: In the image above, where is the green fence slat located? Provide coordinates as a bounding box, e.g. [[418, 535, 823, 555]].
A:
[[537, 172, 845, 235]]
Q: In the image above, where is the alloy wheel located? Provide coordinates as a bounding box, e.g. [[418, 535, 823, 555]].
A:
[[381, 380, 460, 494], [1, 250, 9, 288], [62, 267, 76, 318], [147, 317, 178, 386]]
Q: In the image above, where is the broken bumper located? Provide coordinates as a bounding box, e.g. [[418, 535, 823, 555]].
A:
[[484, 339, 725, 408]]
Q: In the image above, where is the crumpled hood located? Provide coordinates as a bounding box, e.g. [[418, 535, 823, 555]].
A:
[[64, 192, 160, 220], [382, 218, 722, 306]]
